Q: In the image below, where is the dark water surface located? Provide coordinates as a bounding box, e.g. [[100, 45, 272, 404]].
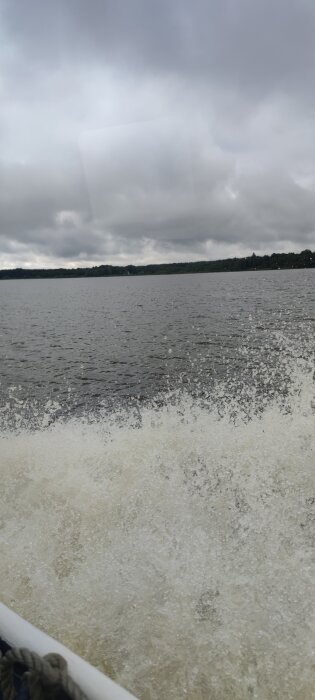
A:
[[1, 269, 314, 424]]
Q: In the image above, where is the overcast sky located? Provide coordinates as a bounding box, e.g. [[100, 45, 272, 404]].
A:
[[1, 0, 315, 268]]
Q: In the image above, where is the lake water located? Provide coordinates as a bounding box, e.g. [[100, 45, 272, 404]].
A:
[[1, 270, 315, 699]]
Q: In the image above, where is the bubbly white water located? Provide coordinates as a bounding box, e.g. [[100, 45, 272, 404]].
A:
[[1, 346, 315, 699]]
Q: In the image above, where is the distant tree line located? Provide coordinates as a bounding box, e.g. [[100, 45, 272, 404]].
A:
[[0, 249, 314, 280]]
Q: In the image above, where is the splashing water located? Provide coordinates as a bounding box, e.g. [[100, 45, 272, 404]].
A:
[[1, 338, 315, 699]]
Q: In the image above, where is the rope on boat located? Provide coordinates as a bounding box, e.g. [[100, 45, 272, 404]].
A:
[[0, 647, 89, 700]]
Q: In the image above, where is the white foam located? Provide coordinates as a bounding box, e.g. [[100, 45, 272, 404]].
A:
[[1, 359, 315, 699]]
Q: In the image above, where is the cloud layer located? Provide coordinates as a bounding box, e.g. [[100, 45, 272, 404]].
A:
[[1, 0, 315, 267]]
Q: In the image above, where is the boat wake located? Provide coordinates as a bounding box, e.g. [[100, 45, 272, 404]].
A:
[[1, 335, 315, 699]]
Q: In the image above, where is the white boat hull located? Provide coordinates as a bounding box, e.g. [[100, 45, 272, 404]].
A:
[[0, 603, 138, 700]]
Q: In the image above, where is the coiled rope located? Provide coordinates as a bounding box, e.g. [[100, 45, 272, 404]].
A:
[[0, 647, 89, 700]]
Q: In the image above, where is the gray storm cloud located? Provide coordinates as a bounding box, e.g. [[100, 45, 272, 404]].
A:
[[0, 0, 315, 267]]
